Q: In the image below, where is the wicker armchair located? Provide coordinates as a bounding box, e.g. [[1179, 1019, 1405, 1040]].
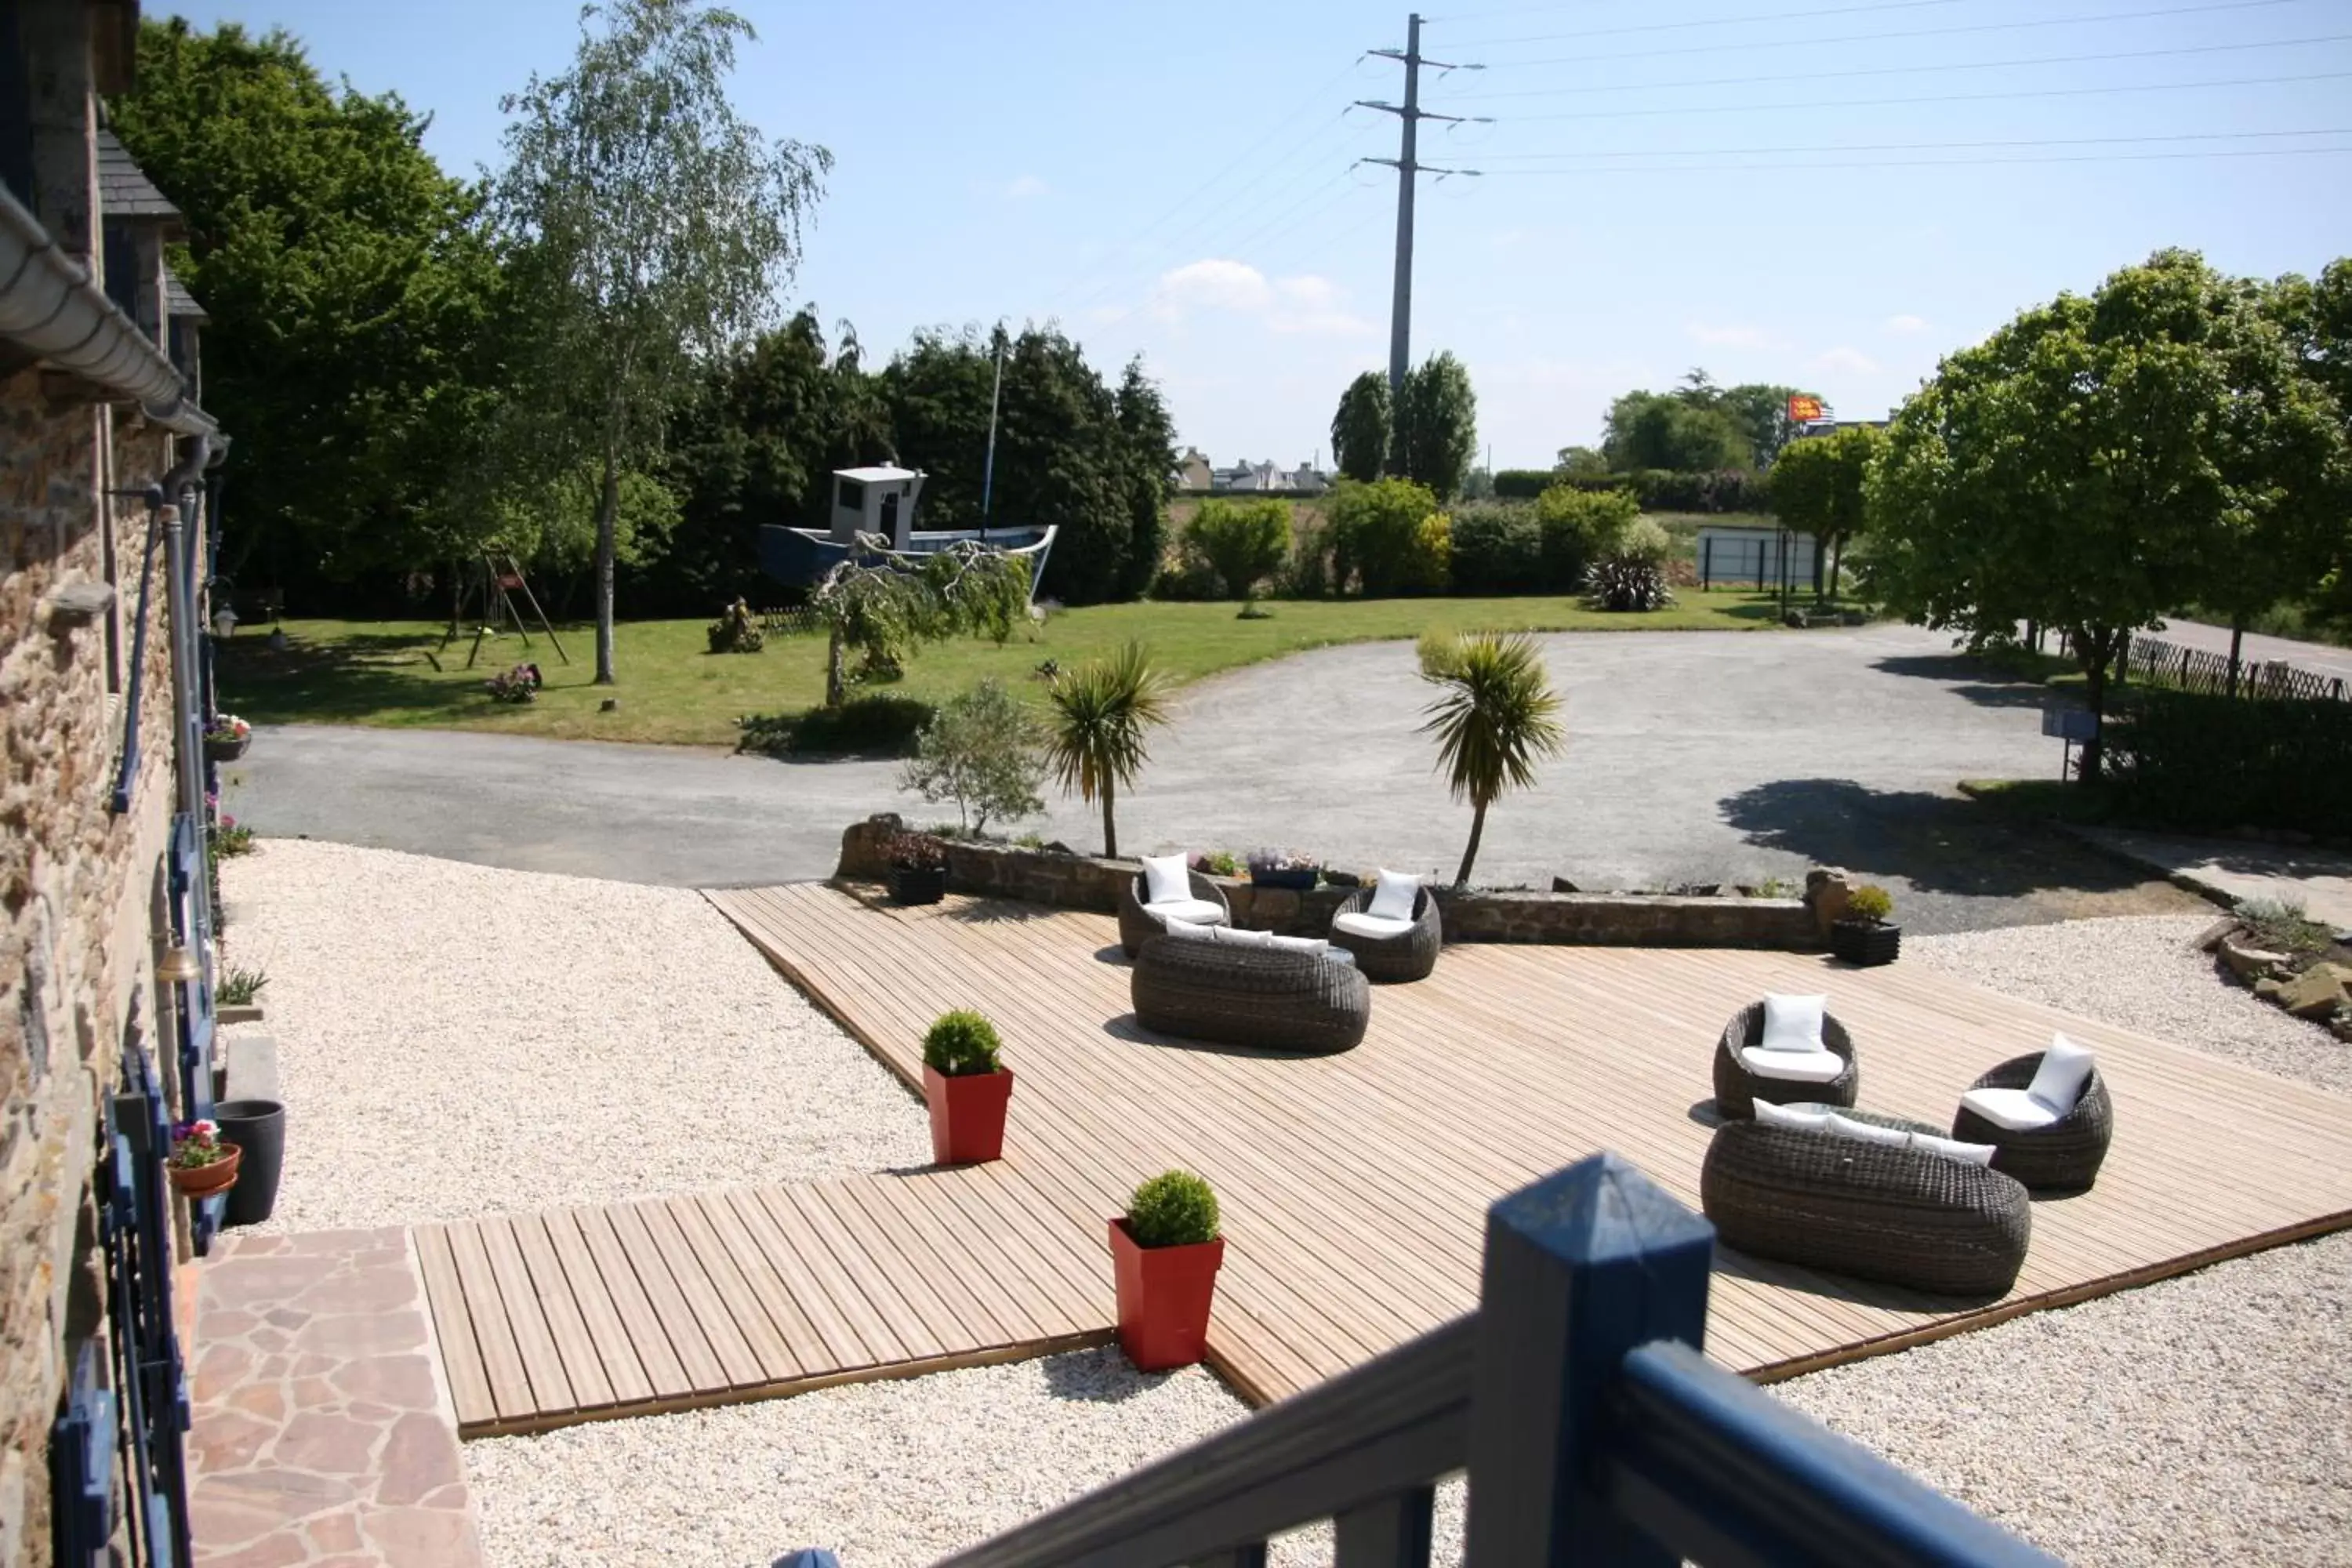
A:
[[1130, 935, 1370, 1054], [1951, 1051, 2114, 1192], [1701, 1106, 2032, 1298], [1328, 885, 1443, 983], [1711, 1002, 1860, 1120], [1117, 868, 1232, 958]]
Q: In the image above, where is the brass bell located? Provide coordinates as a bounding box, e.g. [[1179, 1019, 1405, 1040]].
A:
[[154, 946, 201, 984]]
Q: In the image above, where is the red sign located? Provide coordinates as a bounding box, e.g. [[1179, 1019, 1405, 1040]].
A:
[[1787, 394, 1826, 423]]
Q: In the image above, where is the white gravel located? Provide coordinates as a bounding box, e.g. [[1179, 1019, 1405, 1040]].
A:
[[213, 840, 928, 1231]]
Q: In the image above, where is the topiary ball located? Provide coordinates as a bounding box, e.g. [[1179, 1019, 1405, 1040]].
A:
[[1126, 1170, 1221, 1249], [922, 1010, 1002, 1076]]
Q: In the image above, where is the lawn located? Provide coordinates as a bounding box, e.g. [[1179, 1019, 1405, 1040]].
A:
[[216, 590, 1788, 748]]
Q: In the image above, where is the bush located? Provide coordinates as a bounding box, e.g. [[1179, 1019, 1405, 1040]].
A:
[[1845, 884, 1895, 923], [2234, 896, 2333, 955], [1448, 502, 1541, 594], [1326, 477, 1450, 597], [1613, 517, 1673, 567], [922, 1009, 1003, 1076], [1493, 468, 1557, 499], [2106, 688, 2352, 837], [216, 964, 268, 1006], [1126, 1170, 1221, 1248], [736, 695, 935, 758], [1275, 514, 1333, 599], [1498, 469, 1766, 511], [1584, 556, 1676, 612], [706, 597, 765, 654], [1537, 485, 1641, 590], [898, 679, 1047, 834], [1185, 498, 1291, 600]]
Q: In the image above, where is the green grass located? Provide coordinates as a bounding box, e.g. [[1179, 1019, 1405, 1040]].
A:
[[1958, 778, 2122, 826], [217, 590, 1788, 749]]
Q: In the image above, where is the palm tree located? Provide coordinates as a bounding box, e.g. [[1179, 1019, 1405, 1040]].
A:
[[1417, 631, 1566, 887], [1043, 641, 1171, 858]]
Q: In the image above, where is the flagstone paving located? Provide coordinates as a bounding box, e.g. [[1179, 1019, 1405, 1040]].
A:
[[187, 1228, 484, 1567]]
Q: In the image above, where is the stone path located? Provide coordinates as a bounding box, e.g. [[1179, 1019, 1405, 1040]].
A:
[[187, 1228, 484, 1567], [2077, 827, 2352, 932]]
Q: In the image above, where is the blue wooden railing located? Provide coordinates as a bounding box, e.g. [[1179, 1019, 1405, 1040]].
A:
[[49, 1345, 114, 1568], [931, 1153, 2056, 1568]]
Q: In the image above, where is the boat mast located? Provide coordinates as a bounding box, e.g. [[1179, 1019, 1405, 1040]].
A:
[[982, 331, 1007, 526]]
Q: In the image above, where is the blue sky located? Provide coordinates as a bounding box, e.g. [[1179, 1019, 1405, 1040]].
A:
[[163, 0, 2352, 470]]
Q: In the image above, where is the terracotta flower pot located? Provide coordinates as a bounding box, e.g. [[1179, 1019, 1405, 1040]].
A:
[[1109, 1218, 1225, 1371], [167, 1143, 241, 1199], [923, 1065, 1013, 1165]]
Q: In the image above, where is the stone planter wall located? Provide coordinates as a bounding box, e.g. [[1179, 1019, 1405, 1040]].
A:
[[839, 815, 1833, 951]]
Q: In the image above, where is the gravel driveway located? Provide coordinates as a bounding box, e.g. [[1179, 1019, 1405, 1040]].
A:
[[227, 623, 2199, 934]]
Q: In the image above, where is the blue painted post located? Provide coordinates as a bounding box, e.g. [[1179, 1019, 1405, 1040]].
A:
[[772, 1553, 842, 1568], [1461, 1152, 1715, 1568]]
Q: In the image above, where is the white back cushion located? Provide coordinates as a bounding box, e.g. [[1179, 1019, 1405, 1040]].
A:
[[1751, 1100, 1835, 1131], [1820, 1112, 1911, 1149], [1759, 993, 1828, 1054], [1162, 916, 1214, 942], [1142, 853, 1192, 907], [1908, 1131, 1998, 1167], [1209, 925, 1276, 949], [1368, 870, 1420, 923], [1267, 933, 1330, 956], [2026, 1033, 2097, 1116]]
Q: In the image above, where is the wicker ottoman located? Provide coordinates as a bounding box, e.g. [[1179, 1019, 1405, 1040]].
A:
[[1701, 1106, 2031, 1298], [1131, 935, 1370, 1054]]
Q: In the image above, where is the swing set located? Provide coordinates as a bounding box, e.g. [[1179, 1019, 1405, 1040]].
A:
[[441, 552, 570, 670]]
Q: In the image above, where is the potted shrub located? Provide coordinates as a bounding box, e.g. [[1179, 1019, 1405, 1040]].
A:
[[165, 1118, 241, 1199], [921, 1010, 1013, 1165], [885, 830, 949, 905], [1246, 848, 1319, 891], [1109, 1170, 1224, 1370], [1831, 883, 1902, 966], [203, 713, 252, 763]]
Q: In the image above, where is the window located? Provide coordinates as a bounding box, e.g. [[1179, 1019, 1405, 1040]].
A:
[[837, 478, 864, 513]]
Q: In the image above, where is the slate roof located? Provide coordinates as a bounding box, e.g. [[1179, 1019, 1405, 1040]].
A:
[[163, 269, 208, 322], [96, 129, 181, 222]]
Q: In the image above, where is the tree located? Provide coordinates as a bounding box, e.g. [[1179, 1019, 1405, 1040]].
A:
[[813, 542, 1029, 708], [1601, 389, 1748, 472], [1042, 642, 1171, 858], [2264, 258, 2352, 632], [1767, 424, 1886, 599], [1330, 371, 1391, 483], [898, 679, 1047, 835], [1718, 383, 1820, 469], [492, 0, 829, 684], [1185, 499, 1290, 602], [1326, 477, 1449, 597], [1555, 445, 1610, 477], [1417, 631, 1566, 887], [1395, 350, 1478, 500], [111, 19, 506, 601], [1868, 249, 2347, 776]]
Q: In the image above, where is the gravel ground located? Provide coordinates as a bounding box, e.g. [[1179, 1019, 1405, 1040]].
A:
[[214, 839, 928, 1231]]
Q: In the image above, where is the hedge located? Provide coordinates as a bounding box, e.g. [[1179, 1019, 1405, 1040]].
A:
[[2105, 688, 2352, 837], [1490, 468, 1769, 511]]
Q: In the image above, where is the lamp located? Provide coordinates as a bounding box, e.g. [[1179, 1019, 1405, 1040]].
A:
[[155, 946, 201, 984], [212, 606, 238, 639]]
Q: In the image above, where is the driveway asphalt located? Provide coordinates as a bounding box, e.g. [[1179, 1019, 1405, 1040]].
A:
[[224, 622, 2205, 934]]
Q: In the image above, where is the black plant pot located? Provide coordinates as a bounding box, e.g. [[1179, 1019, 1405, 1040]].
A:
[[1831, 919, 1903, 967], [1249, 868, 1319, 891], [887, 864, 948, 906], [214, 1098, 285, 1228]]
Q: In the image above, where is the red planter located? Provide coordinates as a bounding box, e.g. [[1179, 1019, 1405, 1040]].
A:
[[923, 1066, 1014, 1165], [1109, 1218, 1225, 1371]]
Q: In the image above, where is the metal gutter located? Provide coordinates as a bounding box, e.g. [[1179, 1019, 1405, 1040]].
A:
[[0, 181, 216, 437]]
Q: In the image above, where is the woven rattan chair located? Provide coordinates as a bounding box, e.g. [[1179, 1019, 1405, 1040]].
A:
[[1711, 1002, 1860, 1120], [1701, 1106, 2031, 1297], [1117, 868, 1232, 958], [1950, 1051, 2114, 1192], [1130, 935, 1370, 1054], [1327, 885, 1443, 983]]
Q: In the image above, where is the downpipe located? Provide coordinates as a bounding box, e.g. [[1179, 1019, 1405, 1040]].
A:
[[158, 437, 216, 943]]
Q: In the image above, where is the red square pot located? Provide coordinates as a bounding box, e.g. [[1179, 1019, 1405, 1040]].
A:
[[1109, 1218, 1225, 1371], [924, 1065, 1013, 1165]]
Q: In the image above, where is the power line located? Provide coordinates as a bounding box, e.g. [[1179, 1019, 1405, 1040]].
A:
[[1437, 31, 2352, 101], [1479, 143, 2352, 174], [1470, 0, 2310, 69], [1086, 169, 1383, 332], [1490, 67, 2352, 121], [1439, 0, 1965, 49], [1475, 125, 2352, 160]]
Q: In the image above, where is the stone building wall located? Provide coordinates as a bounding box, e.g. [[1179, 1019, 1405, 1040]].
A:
[[1, 370, 192, 1568]]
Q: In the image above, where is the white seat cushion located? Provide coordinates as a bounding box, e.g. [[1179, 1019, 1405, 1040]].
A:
[[1908, 1131, 1998, 1167], [1333, 910, 1414, 941], [1751, 1100, 1835, 1131], [2026, 1033, 2097, 1116], [1760, 993, 1828, 1054], [1819, 1112, 1910, 1149], [1368, 870, 1421, 923], [1266, 933, 1332, 956], [1960, 1086, 2060, 1131], [1161, 916, 1216, 942], [1739, 1044, 1846, 1084], [1208, 925, 1276, 948], [1141, 853, 1193, 907], [1145, 898, 1225, 926]]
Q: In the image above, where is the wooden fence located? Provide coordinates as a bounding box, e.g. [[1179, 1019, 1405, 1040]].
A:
[[756, 605, 824, 637], [2120, 633, 2350, 703]]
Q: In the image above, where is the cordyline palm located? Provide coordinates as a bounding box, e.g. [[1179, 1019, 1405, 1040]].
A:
[[1418, 631, 1566, 887], [1044, 641, 1171, 859]]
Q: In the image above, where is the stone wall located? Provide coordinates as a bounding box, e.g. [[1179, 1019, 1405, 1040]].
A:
[[1, 369, 189, 1568], [837, 816, 1831, 951]]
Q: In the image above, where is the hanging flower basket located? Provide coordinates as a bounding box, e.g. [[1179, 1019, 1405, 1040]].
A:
[[204, 714, 252, 763]]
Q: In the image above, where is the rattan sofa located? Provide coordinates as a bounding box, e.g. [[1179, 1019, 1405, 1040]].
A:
[[1130, 934, 1370, 1054], [1328, 885, 1443, 983], [1701, 1106, 2031, 1297], [1711, 1002, 1860, 1120], [1117, 868, 1232, 958], [1951, 1051, 2114, 1192]]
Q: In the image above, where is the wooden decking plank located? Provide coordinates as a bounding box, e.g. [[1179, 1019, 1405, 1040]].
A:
[[506, 1213, 615, 1412], [442, 1220, 536, 1422], [412, 1225, 497, 1430], [840, 1176, 1024, 1345], [478, 1216, 577, 1417], [668, 1193, 804, 1383], [603, 1200, 730, 1392], [779, 1183, 946, 1360], [636, 1198, 767, 1388], [571, 1203, 691, 1401], [690, 1188, 834, 1375], [720, 1185, 876, 1372], [753, 1182, 916, 1366], [539, 1207, 652, 1408]]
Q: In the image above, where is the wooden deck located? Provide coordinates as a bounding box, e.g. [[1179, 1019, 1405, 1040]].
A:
[[419, 884, 2352, 1434]]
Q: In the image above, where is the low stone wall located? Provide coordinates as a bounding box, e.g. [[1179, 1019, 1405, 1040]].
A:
[[838, 816, 1831, 950]]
